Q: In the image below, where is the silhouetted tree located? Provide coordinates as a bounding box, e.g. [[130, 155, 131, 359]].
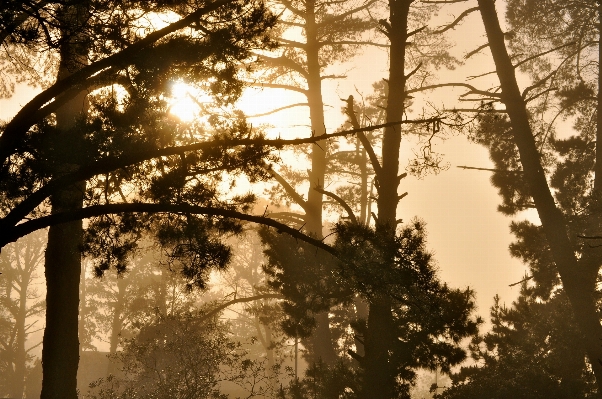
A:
[[468, 0, 602, 391], [436, 285, 597, 399], [0, 2, 284, 397]]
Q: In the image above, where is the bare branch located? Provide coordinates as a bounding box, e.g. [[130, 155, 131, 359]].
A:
[[407, 82, 500, 99], [246, 103, 309, 118], [407, 25, 427, 38], [457, 165, 522, 174], [432, 7, 478, 34], [465, 42, 489, 59], [246, 81, 309, 95], [314, 187, 357, 223], [200, 294, 284, 322], [319, 40, 389, 48], [509, 275, 533, 287], [267, 167, 309, 211]]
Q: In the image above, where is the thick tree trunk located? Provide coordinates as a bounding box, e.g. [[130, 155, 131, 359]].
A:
[[40, 5, 88, 398], [303, 0, 336, 365], [361, 1, 412, 398], [478, 0, 602, 394]]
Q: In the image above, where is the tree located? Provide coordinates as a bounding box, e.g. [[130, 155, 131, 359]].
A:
[[0, 1, 287, 398], [436, 285, 597, 399], [467, 0, 602, 392], [0, 229, 46, 398], [251, 0, 382, 365], [85, 307, 244, 399]]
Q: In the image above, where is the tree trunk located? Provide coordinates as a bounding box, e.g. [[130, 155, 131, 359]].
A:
[[478, 0, 602, 394], [40, 4, 88, 399], [11, 272, 28, 399], [594, 2, 602, 192], [362, 1, 411, 397], [303, 0, 336, 365], [107, 276, 127, 376]]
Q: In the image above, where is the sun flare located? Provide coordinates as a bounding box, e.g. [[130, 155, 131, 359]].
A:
[[168, 82, 200, 122]]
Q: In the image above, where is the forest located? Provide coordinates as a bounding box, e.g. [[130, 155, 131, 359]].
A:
[[0, 0, 600, 398]]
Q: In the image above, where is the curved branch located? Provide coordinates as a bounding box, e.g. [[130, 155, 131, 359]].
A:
[[1, 203, 337, 255], [464, 42, 489, 59], [246, 102, 309, 118], [406, 82, 500, 98], [200, 293, 284, 322], [314, 187, 357, 223], [2, 118, 438, 230]]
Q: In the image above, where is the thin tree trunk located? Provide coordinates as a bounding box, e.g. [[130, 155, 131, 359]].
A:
[[303, 0, 336, 365], [40, 4, 88, 398], [594, 2, 602, 192], [11, 274, 28, 399], [107, 277, 127, 376], [478, 0, 602, 394]]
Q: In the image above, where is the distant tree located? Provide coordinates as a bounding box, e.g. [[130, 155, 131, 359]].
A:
[[85, 307, 239, 399], [436, 286, 597, 399], [0, 229, 45, 399]]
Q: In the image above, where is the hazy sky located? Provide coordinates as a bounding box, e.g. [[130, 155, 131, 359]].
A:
[[0, 1, 533, 322]]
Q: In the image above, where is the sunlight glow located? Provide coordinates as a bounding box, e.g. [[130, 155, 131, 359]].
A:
[[168, 81, 199, 122]]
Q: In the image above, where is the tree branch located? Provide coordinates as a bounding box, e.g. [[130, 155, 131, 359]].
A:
[[319, 40, 389, 48], [2, 118, 438, 231], [314, 186, 357, 223], [200, 293, 284, 322], [0, 0, 236, 167], [267, 167, 309, 212], [254, 53, 309, 79], [342, 95, 383, 179], [1, 203, 337, 255], [245, 103, 309, 118], [432, 7, 478, 34], [246, 81, 309, 95], [316, 0, 379, 29]]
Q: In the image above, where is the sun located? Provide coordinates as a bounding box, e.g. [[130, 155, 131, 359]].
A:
[[168, 81, 202, 122]]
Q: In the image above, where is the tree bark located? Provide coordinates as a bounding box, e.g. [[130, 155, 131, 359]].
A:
[[478, 0, 602, 394], [361, 1, 412, 398], [40, 4, 88, 398]]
